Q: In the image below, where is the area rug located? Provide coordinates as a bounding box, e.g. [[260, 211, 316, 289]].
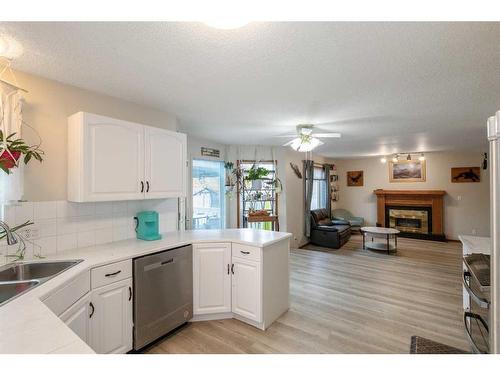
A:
[[410, 336, 468, 354]]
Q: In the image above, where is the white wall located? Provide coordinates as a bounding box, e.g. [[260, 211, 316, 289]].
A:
[[335, 151, 490, 240], [12, 69, 178, 201]]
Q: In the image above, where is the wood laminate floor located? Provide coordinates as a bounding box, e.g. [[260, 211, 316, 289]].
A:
[[145, 235, 469, 354]]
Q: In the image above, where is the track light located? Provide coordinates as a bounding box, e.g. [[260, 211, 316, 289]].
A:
[[392, 155, 399, 163], [380, 156, 387, 163], [419, 153, 425, 161], [406, 154, 411, 161]]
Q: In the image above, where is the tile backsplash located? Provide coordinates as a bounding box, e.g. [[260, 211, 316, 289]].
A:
[[0, 199, 178, 263]]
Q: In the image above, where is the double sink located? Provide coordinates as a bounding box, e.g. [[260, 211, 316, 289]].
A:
[[0, 260, 82, 306]]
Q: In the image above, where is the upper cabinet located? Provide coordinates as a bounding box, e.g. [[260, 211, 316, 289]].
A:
[[68, 112, 186, 202]]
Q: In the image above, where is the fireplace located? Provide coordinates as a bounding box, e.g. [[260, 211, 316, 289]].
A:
[[374, 189, 446, 241], [385, 206, 432, 236]]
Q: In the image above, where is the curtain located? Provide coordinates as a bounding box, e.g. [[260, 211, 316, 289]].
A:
[[303, 160, 314, 237], [0, 81, 24, 203], [324, 164, 333, 216]]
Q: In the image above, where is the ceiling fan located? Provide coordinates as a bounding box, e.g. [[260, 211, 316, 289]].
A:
[[279, 124, 341, 152]]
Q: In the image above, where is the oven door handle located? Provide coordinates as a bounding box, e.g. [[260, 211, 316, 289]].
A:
[[464, 311, 489, 354], [462, 271, 490, 309]]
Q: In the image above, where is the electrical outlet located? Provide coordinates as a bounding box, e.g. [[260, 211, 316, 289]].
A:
[[457, 195, 462, 201], [18, 225, 40, 240]]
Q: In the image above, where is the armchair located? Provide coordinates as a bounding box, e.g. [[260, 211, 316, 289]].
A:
[[331, 208, 364, 231]]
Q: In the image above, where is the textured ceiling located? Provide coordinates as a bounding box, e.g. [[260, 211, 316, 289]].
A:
[[1, 22, 500, 157]]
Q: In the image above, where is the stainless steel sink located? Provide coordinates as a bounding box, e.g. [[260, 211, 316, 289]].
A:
[[0, 259, 83, 306], [0, 260, 82, 282], [0, 280, 40, 306]]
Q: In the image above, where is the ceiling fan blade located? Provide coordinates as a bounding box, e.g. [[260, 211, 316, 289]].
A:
[[314, 133, 342, 138], [273, 134, 299, 138], [282, 140, 295, 146]]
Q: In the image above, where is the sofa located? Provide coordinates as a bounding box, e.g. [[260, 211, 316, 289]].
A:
[[310, 208, 352, 249], [332, 208, 364, 232]]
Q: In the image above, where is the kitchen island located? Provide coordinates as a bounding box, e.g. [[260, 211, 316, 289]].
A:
[[0, 229, 291, 354]]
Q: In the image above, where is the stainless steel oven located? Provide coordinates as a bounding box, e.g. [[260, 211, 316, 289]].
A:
[[463, 253, 490, 353]]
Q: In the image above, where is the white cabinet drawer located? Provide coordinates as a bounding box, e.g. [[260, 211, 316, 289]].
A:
[[91, 259, 132, 289], [43, 271, 91, 316], [232, 243, 261, 262]]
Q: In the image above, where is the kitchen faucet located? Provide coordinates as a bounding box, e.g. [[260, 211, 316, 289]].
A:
[[0, 220, 18, 245]]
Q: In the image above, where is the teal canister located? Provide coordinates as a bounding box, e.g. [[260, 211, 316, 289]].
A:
[[134, 211, 162, 241]]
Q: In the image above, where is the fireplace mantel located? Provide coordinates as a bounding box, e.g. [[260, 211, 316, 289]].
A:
[[374, 189, 446, 241]]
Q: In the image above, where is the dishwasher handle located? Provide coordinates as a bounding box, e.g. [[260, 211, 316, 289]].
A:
[[463, 271, 490, 308], [143, 258, 175, 272]]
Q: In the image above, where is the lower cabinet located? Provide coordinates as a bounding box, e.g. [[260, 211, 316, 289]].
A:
[[90, 278, 133, 354], [193, 243, 232, 315], [59, 292, 92, 344], [231, 257, 262, 323], [58, 276, 133, 354], [193, 243, 263, 326]]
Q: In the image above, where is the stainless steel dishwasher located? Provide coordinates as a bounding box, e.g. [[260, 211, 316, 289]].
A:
[[133, 245, 193, 350]]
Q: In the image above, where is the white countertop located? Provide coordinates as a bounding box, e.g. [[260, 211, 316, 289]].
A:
[[0, 229, 291, 354], [458, 234, 491, 255]]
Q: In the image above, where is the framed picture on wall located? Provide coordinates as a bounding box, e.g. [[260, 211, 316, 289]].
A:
[[389, 159, 426, 183], [451, 167, 480, 182], [347, 170, 363, 186]]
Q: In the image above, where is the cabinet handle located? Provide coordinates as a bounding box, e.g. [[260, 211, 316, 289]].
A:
[[89, 302, 95, 318], [227, 264, 230, 275], [146, 181, 150, 192], [140, 181, 144, 193], [231, 264, 234, 274], [129, 286, 132, 301], [240, 251, 250, 255], [105, 270, 121, 277]]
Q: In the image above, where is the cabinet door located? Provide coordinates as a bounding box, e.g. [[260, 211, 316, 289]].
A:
[[84, 113, 145, 201], [193, 243, 232, 315], [90, 278, 133, 354], [59, 293, 92, 346], [144, 126, 186, 198], [231, 257, 262, 323]]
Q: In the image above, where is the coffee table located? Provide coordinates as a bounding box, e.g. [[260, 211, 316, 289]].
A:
[[360, 227, 400, 254]]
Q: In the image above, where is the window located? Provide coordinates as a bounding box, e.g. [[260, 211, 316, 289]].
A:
[[191, 159, 225, 229], [311, 165, 327, 210]]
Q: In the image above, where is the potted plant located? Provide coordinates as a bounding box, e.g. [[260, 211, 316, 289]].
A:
[[245, 164, 269, 190], [0, 130, 44, 174]]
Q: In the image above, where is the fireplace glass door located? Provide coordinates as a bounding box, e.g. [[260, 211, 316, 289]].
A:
[[387, 207, 431, 234]]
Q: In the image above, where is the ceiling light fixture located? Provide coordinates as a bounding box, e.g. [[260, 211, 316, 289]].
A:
[[380, 156, 387, 163], [289, 134, 323, 152], [0, 35, 23, 59]]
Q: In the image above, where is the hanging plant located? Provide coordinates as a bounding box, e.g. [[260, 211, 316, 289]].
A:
[[0, 130, 44, 174]]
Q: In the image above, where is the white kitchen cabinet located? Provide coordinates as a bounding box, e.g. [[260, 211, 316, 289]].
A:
[[193, 243, 232, 315], [68, 112, 187, 202], [144, 126, 187, 198], [59, 293, 92, 345], [90, 278, 133, 354], [231, 256, 262, 323]]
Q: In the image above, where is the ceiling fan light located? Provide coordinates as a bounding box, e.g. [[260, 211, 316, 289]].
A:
[[289, 136, 323, 152]]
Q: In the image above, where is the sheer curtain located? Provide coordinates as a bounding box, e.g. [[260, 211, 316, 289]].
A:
[[0, 81, 24, 205]]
